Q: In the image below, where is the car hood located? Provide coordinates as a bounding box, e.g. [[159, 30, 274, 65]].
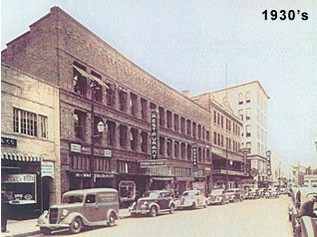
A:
[[137, 197, 157, 202], [50, 203, 82, 209]]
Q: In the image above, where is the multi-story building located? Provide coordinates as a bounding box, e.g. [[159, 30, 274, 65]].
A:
[[192, 93, 249, 189], [1, 7, 213, 207], [210, 81, 270, 188], [1, 63, 60, 219]]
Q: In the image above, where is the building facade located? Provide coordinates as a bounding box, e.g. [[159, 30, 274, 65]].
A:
[[211, 81, 270, 188], [1, 7, 213, 206], [192, 93, 249, 189], [1, 63, 60, 219]]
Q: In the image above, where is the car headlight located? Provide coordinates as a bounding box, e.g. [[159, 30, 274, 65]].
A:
[[62, 209, 69, 217], [43, 210, 49, 218]]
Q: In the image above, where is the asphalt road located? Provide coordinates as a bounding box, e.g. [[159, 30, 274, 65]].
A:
[[38, 195, 293, 237]]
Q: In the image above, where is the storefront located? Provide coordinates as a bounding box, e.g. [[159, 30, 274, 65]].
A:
[[1, 152, 42, 220]]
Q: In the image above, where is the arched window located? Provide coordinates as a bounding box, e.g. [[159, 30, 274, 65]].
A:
[[246, 91, 251, 103], [238, 93, 244, 105]]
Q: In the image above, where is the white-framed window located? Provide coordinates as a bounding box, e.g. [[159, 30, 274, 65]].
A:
[[13, 108, 47, 139], [238, 93, 244, 105], [246, 125, 251, 137], [245, 108, 251, 120], [246, 91, 251, 103]]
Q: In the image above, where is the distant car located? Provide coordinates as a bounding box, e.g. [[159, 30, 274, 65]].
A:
[[265, 188, 279, 199], [258, 188, 267, 198], [226, 188, 243, 203], [128, 190, 176, 217], [178, 190, 208, 209], [279, 188, 290, 195], [37, 188, 119, 235], [246, 188, 260, 199], [208, 189, 229, 205]]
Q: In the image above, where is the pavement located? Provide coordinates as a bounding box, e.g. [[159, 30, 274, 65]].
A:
[[1, 208, 130, 237]]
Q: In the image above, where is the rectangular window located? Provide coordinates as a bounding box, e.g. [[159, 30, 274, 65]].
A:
[[166, 110, 172, 129], [106, 120, 115, 146], [238, 109, 243, 121], [206, 130, 210, 142], [198, 125, 201, 140], [214, 132, 217, 145], [73, 63, 87, 96], [187, 144, 192, 160], [246, 125, 251, 137], [105, 82, 115, 107], [13, 108, 47, 138], [159, 137, 165, 156], [213, 111, 217, 124], [119, 125, 128, 148], [91, 71, 102, 103], [141, 132, 148, 153], [74, 110, 86, 139], [141, 98, 148, 120], [192, 122, 196, 138], [174, 114, 179, 131], [119, 88, 128, 112], [174, 141, 179, 158], [246, 108, 251, 120], [186, 119, 191, 136], [159, 107, 165, 126], [166, 139, 172, 157], [130, 92, 138, 116], [221, 115, 224, 128], [181, 117, 186, 134], [130, 128, 138, 150]]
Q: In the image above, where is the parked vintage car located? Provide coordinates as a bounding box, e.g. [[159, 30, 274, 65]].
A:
[[226, 188, 243, 202], [265, 188, 279, 199], [37, 188, 119, 235], [208, 189, 229, 205], [128, 190, 176, 217], [288, 187, 317, 236], [246, 188, 260, 199], [178, 190, 208, 209]]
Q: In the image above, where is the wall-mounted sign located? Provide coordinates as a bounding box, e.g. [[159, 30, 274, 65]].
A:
[[2, 174, 35, 183], [1, 137, 17, 147], [41, 161, 55, 178], [70, 143, 81, 153], [151, 111, 158, 159], [192, 146, 197, 170], [104, 149, 112, 157], [140, 159, 165, 167], [70, 143, 112, 157]]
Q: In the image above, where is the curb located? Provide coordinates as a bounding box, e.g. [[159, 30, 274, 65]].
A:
[[2, 230, 41, 237]]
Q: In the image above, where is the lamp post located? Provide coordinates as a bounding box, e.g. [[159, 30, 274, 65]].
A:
[[90, 82, 105, 188]]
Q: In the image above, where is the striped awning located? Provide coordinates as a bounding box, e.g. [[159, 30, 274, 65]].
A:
[[1, 152, 42, 162]]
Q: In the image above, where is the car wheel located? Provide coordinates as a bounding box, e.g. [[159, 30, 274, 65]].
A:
[[40, 227, 52, 235], [149, 206, 157, 217], [191, 202, 196, 209], [170, 204, 175, 214], [108, 212, 116, 227], [69, 217, 82, 234]]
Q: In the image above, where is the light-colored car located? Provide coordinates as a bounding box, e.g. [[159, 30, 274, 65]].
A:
[[226, 188, 243, 203], [178, 190, 208, 209], [265, 188, 279, 199], [208, 189, 229, 205], [37, 188, 119, 235], [128, 190, 176, 217], [246, 188, 260, 199]]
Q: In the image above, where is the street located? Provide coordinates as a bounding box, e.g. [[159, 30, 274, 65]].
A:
[[35, 195, 293, 237]]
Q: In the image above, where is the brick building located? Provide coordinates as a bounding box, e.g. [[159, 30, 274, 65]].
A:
[[192, 93, 249, 189], [2, 7, 213, 205]]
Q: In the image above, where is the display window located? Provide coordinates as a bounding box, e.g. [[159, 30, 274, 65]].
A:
[[118, 181, 136, 201]]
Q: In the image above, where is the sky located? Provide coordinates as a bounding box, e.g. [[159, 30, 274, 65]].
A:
[[1, 0, 317, 167]]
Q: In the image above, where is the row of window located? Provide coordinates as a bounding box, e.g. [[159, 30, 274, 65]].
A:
[[213, 132, 241, 152], [71, 154, 111, 172], [213, 111, 240, 136], [238, 91, 251, 105], [13, 108, 48, 139], [72, 62, 210, 143]]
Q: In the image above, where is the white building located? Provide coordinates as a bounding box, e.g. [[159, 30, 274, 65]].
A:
[[211, 81, 270, 187]]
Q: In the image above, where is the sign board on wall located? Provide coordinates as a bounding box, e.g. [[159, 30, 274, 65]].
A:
[[2, 174, 35, 183], [41, 161, 55, 178]]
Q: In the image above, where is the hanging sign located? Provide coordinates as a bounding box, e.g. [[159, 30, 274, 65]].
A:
[[151, 111, 158, 159], [41, 161, 55, 178]]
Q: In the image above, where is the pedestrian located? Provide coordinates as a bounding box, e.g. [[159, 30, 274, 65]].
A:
[[1, 192, 10, 233], [298, 194, 317, 218]]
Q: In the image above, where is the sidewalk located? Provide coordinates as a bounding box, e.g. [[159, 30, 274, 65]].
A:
[[2, 209, 130, 237]]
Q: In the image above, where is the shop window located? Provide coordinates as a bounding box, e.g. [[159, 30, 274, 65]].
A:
[[119, 125, 128, 148], [159, 137, 165, 156], [192, 122, 196, 138], [174, 114, 179, 131], [130, 128, 138, 150], [159, 107, 165, 126], [238, 93, 244, 105], [118, 87, 127, 112], [73, 63, 87, 97], [91, 71, 102, 103], [174, 141, 179, 158], [141, 132, 148, 152], [74, 110, 86, 140], [181, 117, 185, 134], [187, 144, 192, 160], [187, 119, 191, 136], [246, 91, 251, 103], [130, 92, 138, 116], [105, 82, 115, 107], [166, 110, 172, 129], [106, 120, 116, 146], [119, 181, 136, 202], [141, 98, 148, 120]]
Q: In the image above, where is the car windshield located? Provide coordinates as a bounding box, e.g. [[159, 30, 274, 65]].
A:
[[211, 189, 223, 195], [62, 194, 84, 204], [142, 192, 159, 199], [182, 191, 195, 197]]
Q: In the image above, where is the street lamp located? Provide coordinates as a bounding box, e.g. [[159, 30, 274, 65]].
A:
[[90, 82, 105, 188]]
